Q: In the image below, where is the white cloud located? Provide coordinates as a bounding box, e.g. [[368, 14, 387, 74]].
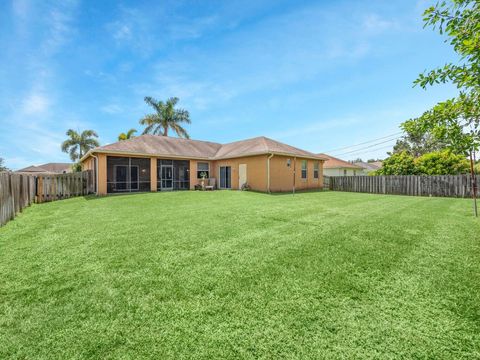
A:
[[101, 104, 123, 114], [22, 93, 50, 114], [362, 14, 398, 34]]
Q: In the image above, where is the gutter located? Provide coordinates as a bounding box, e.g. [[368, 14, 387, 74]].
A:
[[91, 153, 99, 195], [267, 153, 274, 193]]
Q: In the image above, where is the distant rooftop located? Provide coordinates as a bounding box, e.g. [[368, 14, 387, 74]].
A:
[[17, 163, 72, 174], [317, 154, 363, 169]]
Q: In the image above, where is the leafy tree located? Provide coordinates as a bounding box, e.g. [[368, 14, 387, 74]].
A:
[[61, 129, 100, 162], [393, 123, 446, 157], [415, 150, 470, 175], [139, 97, 191, 138], [405, 0, 479, 214], [0, 157, 9, 172], [118, 128, 137, 141], [375, 152, 416, 175], [414, 0, 480, 91], [375, 150, 469, 175]]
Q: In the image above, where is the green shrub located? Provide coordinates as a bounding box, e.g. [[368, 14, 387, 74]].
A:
[[415, 150, 469, 175]]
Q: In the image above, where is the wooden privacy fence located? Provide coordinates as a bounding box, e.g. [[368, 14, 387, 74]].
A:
[[327, 175, 475, 198], [0, 172, 36, 226], [36, 171, 94, 203], [0, 170, 94, 226]]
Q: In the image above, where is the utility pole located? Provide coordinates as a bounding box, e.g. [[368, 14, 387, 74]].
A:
[[469, 150, 477, 217]]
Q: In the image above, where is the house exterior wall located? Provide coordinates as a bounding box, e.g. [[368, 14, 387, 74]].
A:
[[269, 156, 323, 192], [211, 155, 268, 191], [323, 167, 359, 177], [82, 152, 324, 195]]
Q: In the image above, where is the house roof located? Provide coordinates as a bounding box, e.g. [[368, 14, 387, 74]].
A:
[[317, 154, 363, 169], [353, 161, 381, 171], [82, 135, 326, 161], [17, 163, 72, 173]]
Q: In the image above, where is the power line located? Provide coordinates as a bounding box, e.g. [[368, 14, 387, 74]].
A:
[[333, 138, 398, 157], [322, 131, 403, 154], [342, 144, 395, 158]]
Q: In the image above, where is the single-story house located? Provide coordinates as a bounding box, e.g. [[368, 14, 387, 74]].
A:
[[81, 135, 327, 195], [16, 163, 73, 174], [317, 153, 363, 176], [353, 161, 382, 175]]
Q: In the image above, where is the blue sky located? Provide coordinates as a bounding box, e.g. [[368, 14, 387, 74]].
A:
[[0, 0, 459, 169]]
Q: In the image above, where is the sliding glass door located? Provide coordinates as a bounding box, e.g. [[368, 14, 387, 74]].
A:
[[219, 166, 231, 189]]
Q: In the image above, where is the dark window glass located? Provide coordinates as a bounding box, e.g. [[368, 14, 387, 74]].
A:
[[301, 160, 307, 179], [197, 162, 209, 179]]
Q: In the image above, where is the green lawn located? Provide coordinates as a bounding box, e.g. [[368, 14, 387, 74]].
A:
[[0, 191, 479, 359]]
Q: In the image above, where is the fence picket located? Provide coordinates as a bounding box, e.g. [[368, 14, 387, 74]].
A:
[[328, 175, 475, 198]]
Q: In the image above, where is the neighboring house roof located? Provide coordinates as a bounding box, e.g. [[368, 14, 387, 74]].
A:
[[353, 161, 381, 171], [370, 161, 383, 168], [83, 135, 326, 161], [317, 153, 363, 169], [17, 163, 72, 174]]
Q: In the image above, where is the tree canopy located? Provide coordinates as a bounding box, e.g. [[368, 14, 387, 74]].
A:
[[118, 129, 137, 141], [0, 157, 8, 172], [376, 150, 469, 175], [61, 129, 100, 162], [401, 0, 480, 177], [139, 97, 191, 138]]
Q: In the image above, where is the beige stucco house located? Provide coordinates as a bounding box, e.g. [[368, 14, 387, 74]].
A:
[[317, 153, 363, 176], [81, 135, 326, 195]]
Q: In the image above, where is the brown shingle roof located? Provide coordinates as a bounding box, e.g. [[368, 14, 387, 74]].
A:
[[214, 136, 323, 159], [95, 134, 221, 159], [87, 135, 325, 160], [317, 154, 363, 169], [17, 163, 72, 173]]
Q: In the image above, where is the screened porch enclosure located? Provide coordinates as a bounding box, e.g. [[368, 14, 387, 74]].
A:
[[157, 159, 190, 191], [107, 157, 151, 193]]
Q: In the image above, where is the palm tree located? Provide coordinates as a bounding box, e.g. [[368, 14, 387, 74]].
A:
[[61, 129, 100, 161], [118, 128, 137, 141], [139, 96, 191, 138]]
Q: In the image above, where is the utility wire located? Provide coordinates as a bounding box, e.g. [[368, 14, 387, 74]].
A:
[[333, 138, 399, 157], [342, 144, 395, 158], [321, 131, 403, 154]]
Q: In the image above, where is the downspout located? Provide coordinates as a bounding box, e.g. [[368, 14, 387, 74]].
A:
[[293, 157, 296, 195], [91, 153, 99, 195], [267, 153, 274, 193]]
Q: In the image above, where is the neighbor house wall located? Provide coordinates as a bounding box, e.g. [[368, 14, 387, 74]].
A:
[[323, 168, 359, 177], [269, 156, 323, 192]]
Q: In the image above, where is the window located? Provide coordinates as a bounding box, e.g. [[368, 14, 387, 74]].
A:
[[286, 159, 291, 167], [197, 162, 209, 179], [313, 161, 319, 179], [301, 160, 307, 179], [344, 169, 347, 176], [353, 170, 357, 176]]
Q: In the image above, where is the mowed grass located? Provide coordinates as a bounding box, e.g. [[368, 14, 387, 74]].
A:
[[0, 191, 479, 359]]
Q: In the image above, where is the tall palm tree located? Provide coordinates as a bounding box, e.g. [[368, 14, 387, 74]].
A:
[[118, 128, 137, 141], [139, 96, 191, 138], [61, 129, 100, 161]]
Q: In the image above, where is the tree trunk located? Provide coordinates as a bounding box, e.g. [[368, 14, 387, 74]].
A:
[[163, 127, 168, 137]]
